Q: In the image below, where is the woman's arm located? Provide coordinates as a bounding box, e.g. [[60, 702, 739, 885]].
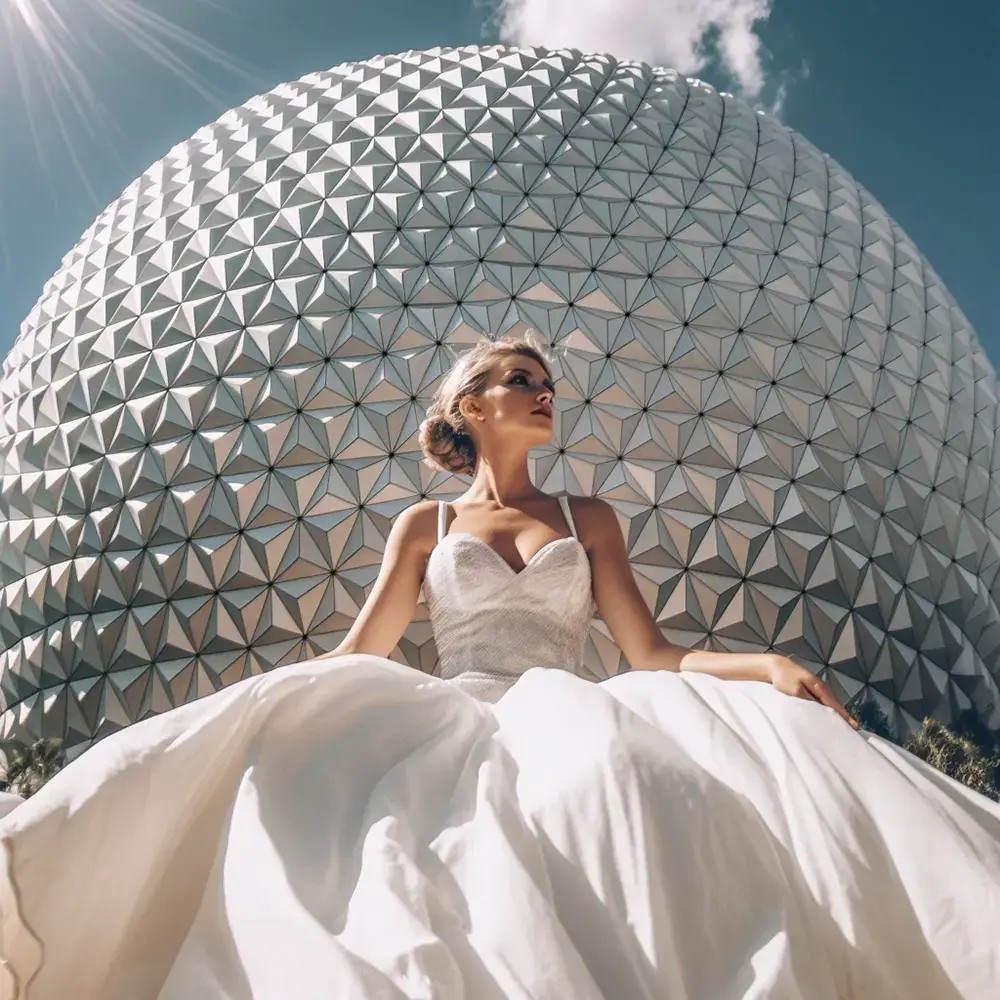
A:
[[577, 497, 858, 726], [311, 500, 438, 661]]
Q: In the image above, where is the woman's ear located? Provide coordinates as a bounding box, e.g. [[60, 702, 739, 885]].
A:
[[458, 395, 483, 424]]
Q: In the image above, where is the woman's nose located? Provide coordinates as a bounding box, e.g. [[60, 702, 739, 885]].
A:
[[537, 386, 553, 404]]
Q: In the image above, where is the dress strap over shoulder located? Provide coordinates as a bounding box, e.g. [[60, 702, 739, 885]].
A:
[[558, 495, 578, 540], [437, 500, 450, 543]]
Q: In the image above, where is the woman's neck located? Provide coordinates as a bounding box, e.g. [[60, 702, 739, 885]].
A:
[[463, 453, 541, 506]]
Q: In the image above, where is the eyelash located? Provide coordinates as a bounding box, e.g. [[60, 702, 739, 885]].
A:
[[509, 374, 555, 395]]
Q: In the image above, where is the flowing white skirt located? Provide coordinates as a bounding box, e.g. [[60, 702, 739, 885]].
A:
[[1, 657, 998, 1000]]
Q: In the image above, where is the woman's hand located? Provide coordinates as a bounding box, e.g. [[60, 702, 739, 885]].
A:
[[767, 655, 860, 730]]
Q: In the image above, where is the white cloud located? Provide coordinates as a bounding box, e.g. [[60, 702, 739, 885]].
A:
[[493, 0, 775, 101]]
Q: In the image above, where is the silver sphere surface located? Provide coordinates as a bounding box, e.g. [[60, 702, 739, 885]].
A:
[[2, 45, 998, 750]]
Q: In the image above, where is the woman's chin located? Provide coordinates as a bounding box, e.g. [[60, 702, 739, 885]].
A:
[[526, 424, 555, 446], [502, 415, 554, 446]]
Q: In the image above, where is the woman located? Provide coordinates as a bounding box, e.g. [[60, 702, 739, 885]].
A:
[[1, 335, 998, 999]]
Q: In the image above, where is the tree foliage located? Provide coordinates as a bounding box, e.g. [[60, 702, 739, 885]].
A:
[[903, 718, 1000, 803], [0, 737, 66, 798], [853, 698, 896, 740], [951, 707, 998, 757], [849, 696, 1000, 803]]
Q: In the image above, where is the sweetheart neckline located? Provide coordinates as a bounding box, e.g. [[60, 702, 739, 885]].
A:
[[433, 532, 585, 578]]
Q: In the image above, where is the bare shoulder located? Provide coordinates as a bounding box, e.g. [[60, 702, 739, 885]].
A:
[[563, 495, 619, 539], [388, 499, 441, 555], [564, 494, 616, 519]]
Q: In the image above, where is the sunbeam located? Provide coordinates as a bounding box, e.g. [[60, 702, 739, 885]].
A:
[[0, 0, 261, 237]]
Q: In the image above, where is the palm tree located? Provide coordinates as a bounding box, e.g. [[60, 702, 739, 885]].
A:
[[0, 738, 66, 798]]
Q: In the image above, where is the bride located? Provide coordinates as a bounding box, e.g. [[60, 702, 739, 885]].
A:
[[1, 334, 998, 1000]]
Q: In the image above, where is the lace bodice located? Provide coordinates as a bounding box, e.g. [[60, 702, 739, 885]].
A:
[[423, 496, 595, 703]]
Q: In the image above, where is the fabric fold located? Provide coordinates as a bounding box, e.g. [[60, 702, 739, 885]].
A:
[[0, 658, 997, 999]]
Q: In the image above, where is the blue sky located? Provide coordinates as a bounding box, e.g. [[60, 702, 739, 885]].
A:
[[1, 0, 996, 364]]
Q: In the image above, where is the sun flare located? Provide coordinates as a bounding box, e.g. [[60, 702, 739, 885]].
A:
[[1, 0, 258, 197]]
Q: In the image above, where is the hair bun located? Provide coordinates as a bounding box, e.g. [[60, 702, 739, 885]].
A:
[[418, 413, 476, 475]]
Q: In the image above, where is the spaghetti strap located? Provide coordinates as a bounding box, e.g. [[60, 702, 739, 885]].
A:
[[558, 495, 578, 540], [437, 500, 449, 543]]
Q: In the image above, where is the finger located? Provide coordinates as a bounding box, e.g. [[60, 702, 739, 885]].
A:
[[808, 680, 861, 729]]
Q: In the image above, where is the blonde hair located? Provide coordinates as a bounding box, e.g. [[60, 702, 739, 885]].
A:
[[418, 333, 555, 475]]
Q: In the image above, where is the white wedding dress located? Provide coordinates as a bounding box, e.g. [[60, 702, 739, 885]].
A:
[[1, 496, 999, 999]]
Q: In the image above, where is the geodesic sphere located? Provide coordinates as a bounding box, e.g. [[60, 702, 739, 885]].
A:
[[2, 44, 998, 752]]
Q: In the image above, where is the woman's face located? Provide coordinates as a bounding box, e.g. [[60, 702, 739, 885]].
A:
[[461, 353, 556, 448]]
